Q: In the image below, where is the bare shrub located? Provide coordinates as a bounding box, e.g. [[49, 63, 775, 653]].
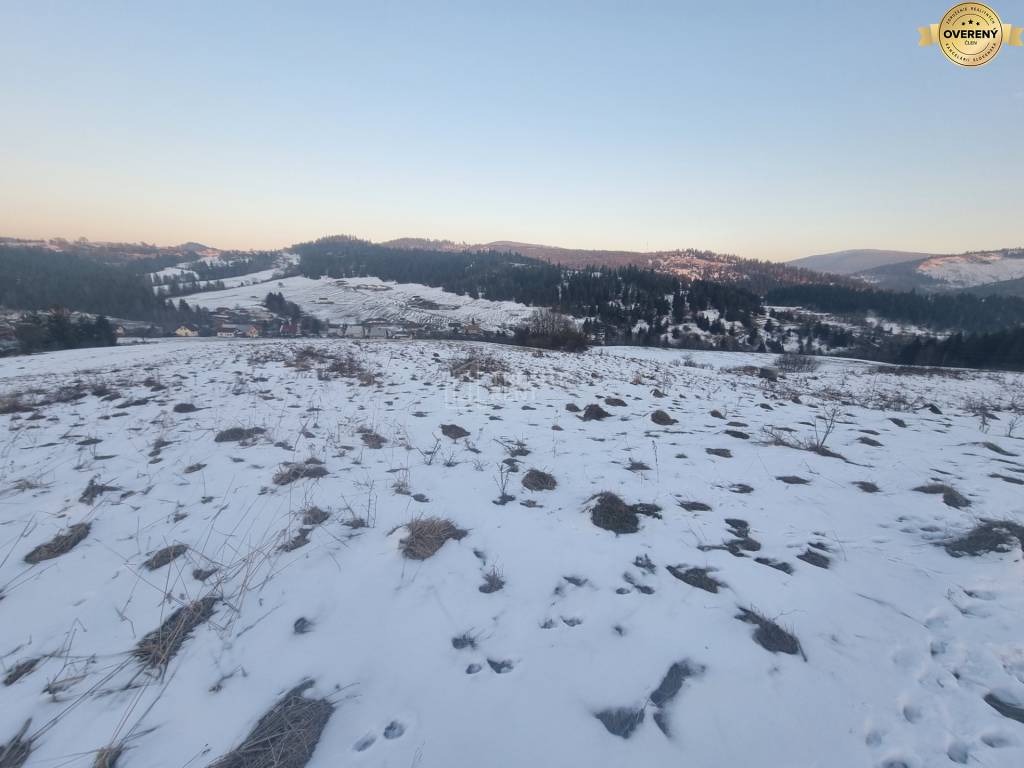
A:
[[400, 517, 467, 560], [774, 352, 820, 373], [24, 523, 90, 564]]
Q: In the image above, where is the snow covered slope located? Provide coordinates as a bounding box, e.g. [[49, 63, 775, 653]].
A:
[[2, 340, 1024, 768], [183, 275, 538, 331]]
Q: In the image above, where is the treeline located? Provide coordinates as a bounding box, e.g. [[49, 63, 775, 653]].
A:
[[882, 327, 1024, 371], [765, 284, 1024, 333], [0, 246, 203, 327], [14, 312, 117, 354]]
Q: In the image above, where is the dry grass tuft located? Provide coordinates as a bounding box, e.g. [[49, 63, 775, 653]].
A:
[[79, 477, 118, 505], [667, 565, 723, 593], [302, 506, 330, 525], [479, 565, 505, 593], [736, 607, 805, 658], [273, 461, 329, 485], [143, 544, 188, 570], [209, 680, 334, 768], [215, 426, 266, 443], [586, 492, 660, 534], [134, 596, 218, 668], [440, 423, 470, 440], [913, 483, 970, 508], [358, 427, 387, 449], [944, 520, 1024, 557], [0, 720, 32, 768], [400, 517, 467, 560], [3, 659, 40, 687], [93, 745, 123, 768], [650, 410, 677, 425], [521, 469, 556, 491], [24, 523, 90, 564]]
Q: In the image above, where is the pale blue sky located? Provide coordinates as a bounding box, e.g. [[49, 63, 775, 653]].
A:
[[1, 0, 1022, 260]]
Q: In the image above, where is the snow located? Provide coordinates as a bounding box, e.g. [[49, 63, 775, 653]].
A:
[[1, 339, 1024, 768], [918, 251, 1024, 289], [179, 275, 540, 331]]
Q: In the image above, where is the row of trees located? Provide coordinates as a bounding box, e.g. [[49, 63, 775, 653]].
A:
[[14, 312, 117, 354]]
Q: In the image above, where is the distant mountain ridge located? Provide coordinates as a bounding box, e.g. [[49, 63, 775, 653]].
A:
[[790, 247, 1024, 297], [788, 249, 936, 275]]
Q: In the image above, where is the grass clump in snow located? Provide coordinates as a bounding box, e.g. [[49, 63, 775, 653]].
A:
[[735, 607, 805, 658], [79, 477, 118, 504], [595, 707, 645, 739], [581, 404, 611, 421], [273, 460, 328, 485], [214, 426, 265, 443], [209, 680, 334, 768], [913, 483, 970, 508], [143, 544, 188, 570], [24, 523, 90, 564], [479, 566, 505, 593], [92, 744, 123, 768], [400, 517, 467, 560], [134, 596, 218, 668], [3, 659, 40, 687], [0, 720, 32, 768], [944, 520, 1024, 557], [585, 492, 661, 535], [650, 409, 677, 425], [667, 565, 724, 593], [521, 469, 556, 491]]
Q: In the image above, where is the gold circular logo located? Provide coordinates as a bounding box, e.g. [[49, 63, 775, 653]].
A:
[[938, 3, 1004, 65]]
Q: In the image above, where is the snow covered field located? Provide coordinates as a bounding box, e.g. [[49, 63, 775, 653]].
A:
[[2, 339, 1024, 768], [179, 276, 538, 332]]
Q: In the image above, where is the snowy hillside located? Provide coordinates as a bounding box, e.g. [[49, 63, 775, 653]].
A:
[[182, 275, 539, 331], [917, 251, 1024, 290], [2, 340, 1024, 768]]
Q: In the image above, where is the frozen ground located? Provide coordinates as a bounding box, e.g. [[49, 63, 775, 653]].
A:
[[2, 339, 1024, 768], [180, 275, 538, 332]]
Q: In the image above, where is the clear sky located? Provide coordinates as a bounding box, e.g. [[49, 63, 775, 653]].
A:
[[1, 0, 1022, 261]]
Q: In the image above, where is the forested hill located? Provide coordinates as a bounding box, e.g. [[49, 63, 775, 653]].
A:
[[0, 246, 204, 326], [766, 283, 1024, 334], [293, 235, 764, 334]]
